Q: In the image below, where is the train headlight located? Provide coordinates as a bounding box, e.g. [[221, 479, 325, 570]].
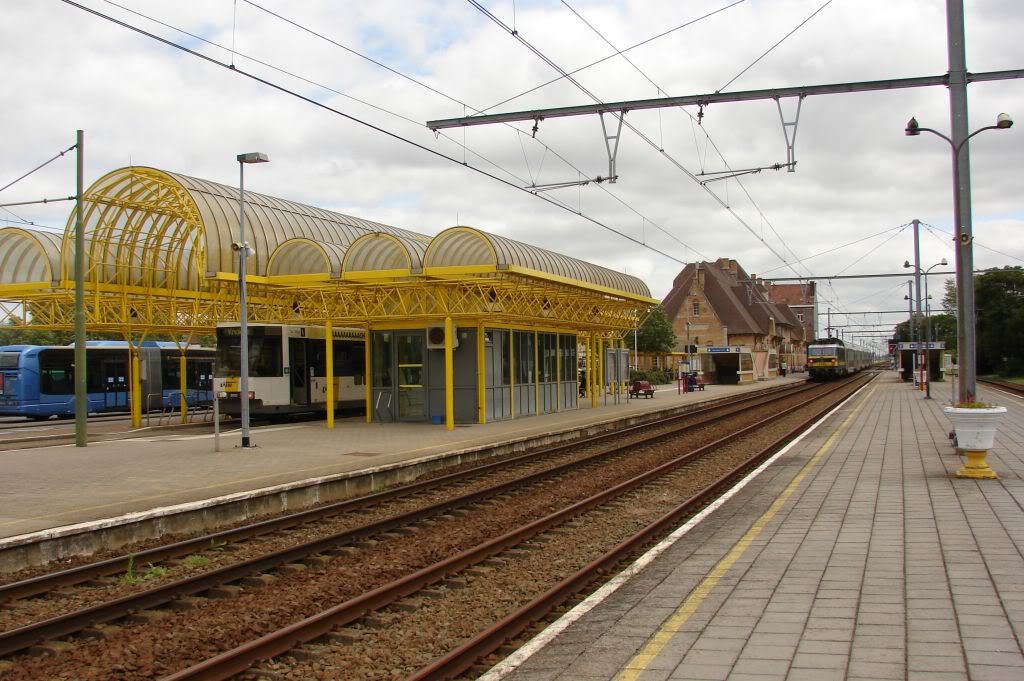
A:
[[248, 391, 255, 400]]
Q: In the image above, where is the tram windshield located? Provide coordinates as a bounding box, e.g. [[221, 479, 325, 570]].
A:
[[215, 327, 283, 377], [807, 346, 839, 356]]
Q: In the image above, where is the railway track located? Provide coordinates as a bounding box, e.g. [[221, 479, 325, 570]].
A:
[[0, 375, 873, 680], [978, 376, 1024, 397]]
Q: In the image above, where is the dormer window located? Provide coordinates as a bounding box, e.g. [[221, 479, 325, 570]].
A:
[[692, 302, 700, 316]]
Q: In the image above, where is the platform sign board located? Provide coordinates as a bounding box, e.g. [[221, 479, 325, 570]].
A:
[[699, 346, 746, 354], [897, 342, 946, 350]]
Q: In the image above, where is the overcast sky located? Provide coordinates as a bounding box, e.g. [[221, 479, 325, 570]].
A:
[[3, 0, 1023, 349]]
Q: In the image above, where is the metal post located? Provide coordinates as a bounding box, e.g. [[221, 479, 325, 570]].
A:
[[912, 219, 925, 390], [924, 275, 932, 399], [947, 0, 976, 404], [179, 350, 188, 424], [213, 394, 221, 452], [325, 320, 334, 429], [237, 161, 250, 447], [906, 281, 914, 382], [445, 317, 455, 430], [73, 130, 87, 447]]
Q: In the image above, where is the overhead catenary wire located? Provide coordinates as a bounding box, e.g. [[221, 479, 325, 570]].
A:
[[61, 0, 690, 265], [716, 0, 836, 93], [470, 0, 813, 284], [0, 143, 77, 195], [922, 222, 1024, 265], [197, 0, 709, 259], [138, 0, 712, 260]]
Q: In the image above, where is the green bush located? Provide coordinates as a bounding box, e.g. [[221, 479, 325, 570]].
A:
[[629, 369, 673, 385]]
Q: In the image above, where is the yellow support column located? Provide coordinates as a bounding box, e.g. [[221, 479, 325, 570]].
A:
[[444, 316, 455, 431], [325, 321, 335, 430], [555, 334, 561, 413], [365, 325, 373, 424], [534, 331, 540, 415], [590, 335, 597, 408], [477, 324, 486, 424], [130, 345, 142, 429], [179, 351, 188, 424], [510, 331, 516, 419], [597, 337, 604, 403]]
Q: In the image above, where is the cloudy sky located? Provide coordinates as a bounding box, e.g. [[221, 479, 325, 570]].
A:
[[4, 0, 1023, 349]]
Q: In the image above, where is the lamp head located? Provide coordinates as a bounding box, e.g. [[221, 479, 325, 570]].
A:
[[905, 117, 920, 136], [996, 113, 1013, 129], [903, 260, 912, 268], [940, 257, 948, 266], [237, 152, 270, 164]]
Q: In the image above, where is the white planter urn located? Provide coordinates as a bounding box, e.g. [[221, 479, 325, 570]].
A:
[[943, 405, 1006, 479]]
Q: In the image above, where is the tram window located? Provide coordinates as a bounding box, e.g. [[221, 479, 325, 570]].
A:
[[539, 333, 557, 382], [39, 351, 74, 395], [0, 353, 19, 369]]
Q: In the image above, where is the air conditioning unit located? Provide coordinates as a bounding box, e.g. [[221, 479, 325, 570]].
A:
[[426, 325, 458, 350]]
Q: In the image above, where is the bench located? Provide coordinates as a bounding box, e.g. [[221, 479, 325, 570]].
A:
[[686, 375, 706, 391], [629, 380, 655, 398]]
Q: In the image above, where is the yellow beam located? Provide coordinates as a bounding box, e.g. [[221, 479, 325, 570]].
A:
[[326, 320, 335, 430], [444, 316, 455, 431]]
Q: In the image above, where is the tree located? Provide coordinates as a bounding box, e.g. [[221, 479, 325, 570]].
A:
[[625, 305, 677, 354], [0, 318, 74, 347], [974, 266, 1024, 375]]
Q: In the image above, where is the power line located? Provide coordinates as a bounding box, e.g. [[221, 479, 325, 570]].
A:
[[717, 0, 836, 92], [468, 0, 807, 281], [922, 221, 1024, 265], [62, 0, 688, 266], [236, 0, 707, 259], [0, 143, 77, 195]]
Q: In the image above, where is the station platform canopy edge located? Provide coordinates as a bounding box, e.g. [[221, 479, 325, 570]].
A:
[[0, 166, 654, 336]]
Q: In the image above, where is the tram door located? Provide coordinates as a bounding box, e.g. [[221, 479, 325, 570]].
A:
[[396, 332, 426, 420], [101, 357, 128, 409], [289, 338, 310, 405]]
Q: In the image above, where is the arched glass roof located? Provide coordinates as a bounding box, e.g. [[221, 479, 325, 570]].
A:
[[0, 227, 62, 285], [23, 166, 649, 299]]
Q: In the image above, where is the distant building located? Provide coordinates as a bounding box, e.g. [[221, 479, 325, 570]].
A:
[[661, 258, 807, 383], [763, 280, 817, 343]]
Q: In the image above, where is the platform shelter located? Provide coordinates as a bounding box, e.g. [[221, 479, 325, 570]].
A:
[[0, 166, 655, 430]]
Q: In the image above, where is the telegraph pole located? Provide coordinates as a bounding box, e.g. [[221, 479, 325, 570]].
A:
[[74, 130, 87, 447]]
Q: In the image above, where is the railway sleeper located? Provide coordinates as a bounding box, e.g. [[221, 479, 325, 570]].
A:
[[125, 609, 169, 624], [78, 624, 122, 639], [390, 599, 423, 613], [274, 563, 308, 576], [238, 574, 276, 588], [203, 585, 243, 599], [287, 643, 332, 662], [167, 596, 206, 611], [321, 627, 362, 644], [26, 640, 75, 657]]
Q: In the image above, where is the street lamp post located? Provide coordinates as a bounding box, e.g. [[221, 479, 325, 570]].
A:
[[236, 152, 269, 449], [919, 258, 948, 399], [905, 113, 1012, 403]]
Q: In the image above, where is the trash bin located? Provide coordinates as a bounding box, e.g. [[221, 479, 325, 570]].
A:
[[431, 414, 444, 425]]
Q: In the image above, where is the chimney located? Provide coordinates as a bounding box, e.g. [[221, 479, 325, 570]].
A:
[[722, 325, 729, 346], [696, 263, 705, 290]]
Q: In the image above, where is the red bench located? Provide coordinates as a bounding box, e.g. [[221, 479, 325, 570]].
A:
[[630, 380, 655, 398]]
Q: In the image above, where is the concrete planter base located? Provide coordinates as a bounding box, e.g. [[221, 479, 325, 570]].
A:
[[943, 405, 1006, 479]]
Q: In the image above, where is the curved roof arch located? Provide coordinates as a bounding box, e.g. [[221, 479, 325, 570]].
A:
[[342, 232, 425, 275], [267, 238, 345, 278], [0, 227, 62, 285], [424, 226, 650, 297]]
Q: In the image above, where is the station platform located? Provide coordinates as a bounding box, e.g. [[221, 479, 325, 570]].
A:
[[0, 376, 803, 568], [489, 372, 1024, 681]]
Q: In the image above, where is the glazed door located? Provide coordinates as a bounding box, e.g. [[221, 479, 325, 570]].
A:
[[396, 332, 426, 420], [289, 338, 310, 405], [101, 358, 128, 409]]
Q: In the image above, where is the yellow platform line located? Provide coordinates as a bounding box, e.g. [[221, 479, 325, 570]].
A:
[[616, 383, 877, 680]]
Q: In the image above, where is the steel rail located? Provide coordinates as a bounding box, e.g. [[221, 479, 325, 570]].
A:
[[0, 382, 803, 602], [0, 383, 819, 655], [161, 375, 871, 680], [977, 377, 1024, 397], [410, 373, 875, 680]]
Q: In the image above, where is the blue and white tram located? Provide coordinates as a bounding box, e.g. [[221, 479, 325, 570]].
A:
[[0, 342, 214, 419], [214, 323, 366, 417]]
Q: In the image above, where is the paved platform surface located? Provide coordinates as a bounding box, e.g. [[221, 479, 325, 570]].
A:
[[0, 376, 799, 540], [494, 373, 1024, 681]]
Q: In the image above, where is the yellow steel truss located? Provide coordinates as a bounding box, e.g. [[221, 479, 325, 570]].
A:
[[1, 166, 652, 342]]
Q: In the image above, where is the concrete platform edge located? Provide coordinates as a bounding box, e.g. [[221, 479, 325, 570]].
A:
[[478, 379, 874, 681], [0, 390, 749, 573]]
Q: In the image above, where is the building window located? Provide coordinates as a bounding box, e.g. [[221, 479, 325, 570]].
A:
[[692, 302, 700, 316], [797, 312, 804, 322]]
